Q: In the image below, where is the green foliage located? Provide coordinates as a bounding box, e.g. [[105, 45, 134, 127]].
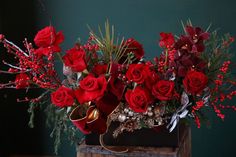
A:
[[202, 31, 232, 78], [27, 92, 84, 154], [88, 20, 129, 64], [45, 104, 84, 154]]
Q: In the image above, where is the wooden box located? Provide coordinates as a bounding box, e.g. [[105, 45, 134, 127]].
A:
[[77, 127, 191, 157], [85, 122, 182, 147]]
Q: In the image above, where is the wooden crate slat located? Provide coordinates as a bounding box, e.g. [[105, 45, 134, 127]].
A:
[[77, 127, 191, 157]]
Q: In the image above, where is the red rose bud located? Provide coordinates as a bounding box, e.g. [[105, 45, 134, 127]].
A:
[[124, 38, 144, 60], [0, 34, 5, 42], [62, 47, 87, 72], [15, 73, 30, 89], [51, 86, 75, 107], [159, 32, 175, 49], [125, 86, 152, 113], [183, 70, 208, 95], [75, 75, 107, 104], [152, 80, 176, 101]]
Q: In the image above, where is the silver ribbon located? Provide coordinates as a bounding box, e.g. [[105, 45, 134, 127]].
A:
[[169, 72, 176, 81], [202, 87, 211, 106], [167, 91, 191, 132], [167, 88, 211, 132], [63, 64, 73, 76], [63, 64, 82, 87]]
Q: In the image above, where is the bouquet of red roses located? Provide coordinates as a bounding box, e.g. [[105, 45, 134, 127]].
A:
[[0, 21, 235, 152]]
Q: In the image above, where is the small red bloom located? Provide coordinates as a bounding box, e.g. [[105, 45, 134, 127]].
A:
[[63, 47, 87, 72], [159, 32, 175, 49], [124, 38, 144, 60], [192, 100, 204, 111], [0, 34, 5, 41], [51, 86, 75, 107], [220, 61, 231, 74], [15, 73, 30, 89]]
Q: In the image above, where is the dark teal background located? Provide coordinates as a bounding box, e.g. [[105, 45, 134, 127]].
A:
[[35, 0, 236, 157], [1, 0, 235, 157], [36, 0, 236, 157]]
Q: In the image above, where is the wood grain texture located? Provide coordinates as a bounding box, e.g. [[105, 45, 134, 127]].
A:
[[10, 155, 57, 157], [77, 127, 191, 157]]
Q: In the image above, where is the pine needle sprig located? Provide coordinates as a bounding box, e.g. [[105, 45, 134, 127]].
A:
[[88, 20, 128, 64]]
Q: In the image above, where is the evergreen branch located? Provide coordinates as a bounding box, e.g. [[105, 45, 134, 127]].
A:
[[88, 20, 127, 64], [28, 102, 36, 128]]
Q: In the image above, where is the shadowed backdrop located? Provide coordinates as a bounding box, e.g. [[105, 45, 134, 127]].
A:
[[0, 0, 235, 157], [36, 0, 236, 157]]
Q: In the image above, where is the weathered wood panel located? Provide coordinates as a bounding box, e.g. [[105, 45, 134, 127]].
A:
[[77, 127, 191, 157]]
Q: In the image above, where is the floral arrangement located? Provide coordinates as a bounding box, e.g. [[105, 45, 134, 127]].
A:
[[0, 21, 235, 152]]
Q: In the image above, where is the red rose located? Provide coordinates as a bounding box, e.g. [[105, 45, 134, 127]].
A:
[[34, 26, 64, 56], [183, 71, 208, 95], [34, 26, 63, 47], [51, 86, 74, 107], [34, 46, 61, 57], [63, 47, 87, 72], [15, 73, 30, 89], [152, 80, 175, 101], [124, 38, 144, 60], [159, 32, 175, 49], [109, 76, 125, 100], [125, 86, 152, 113], [75, 75, 107, 104], [126, 64, 147, 84], [144, 65, 159, 90], [92, 64, 107, 76]]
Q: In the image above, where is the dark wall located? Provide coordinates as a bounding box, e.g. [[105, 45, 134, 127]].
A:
[[0, 1, 45, 157], [35, 0, 236, 157], [1, 0, 236, 157]]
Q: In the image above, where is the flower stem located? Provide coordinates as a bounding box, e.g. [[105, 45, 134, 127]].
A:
[[56, 53, 63, 63]]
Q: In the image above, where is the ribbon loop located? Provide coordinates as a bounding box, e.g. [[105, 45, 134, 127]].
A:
[[167, 91, 190, 132]]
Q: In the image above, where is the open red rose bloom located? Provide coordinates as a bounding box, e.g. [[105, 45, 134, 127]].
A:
[[0, 21, 236, 141]]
